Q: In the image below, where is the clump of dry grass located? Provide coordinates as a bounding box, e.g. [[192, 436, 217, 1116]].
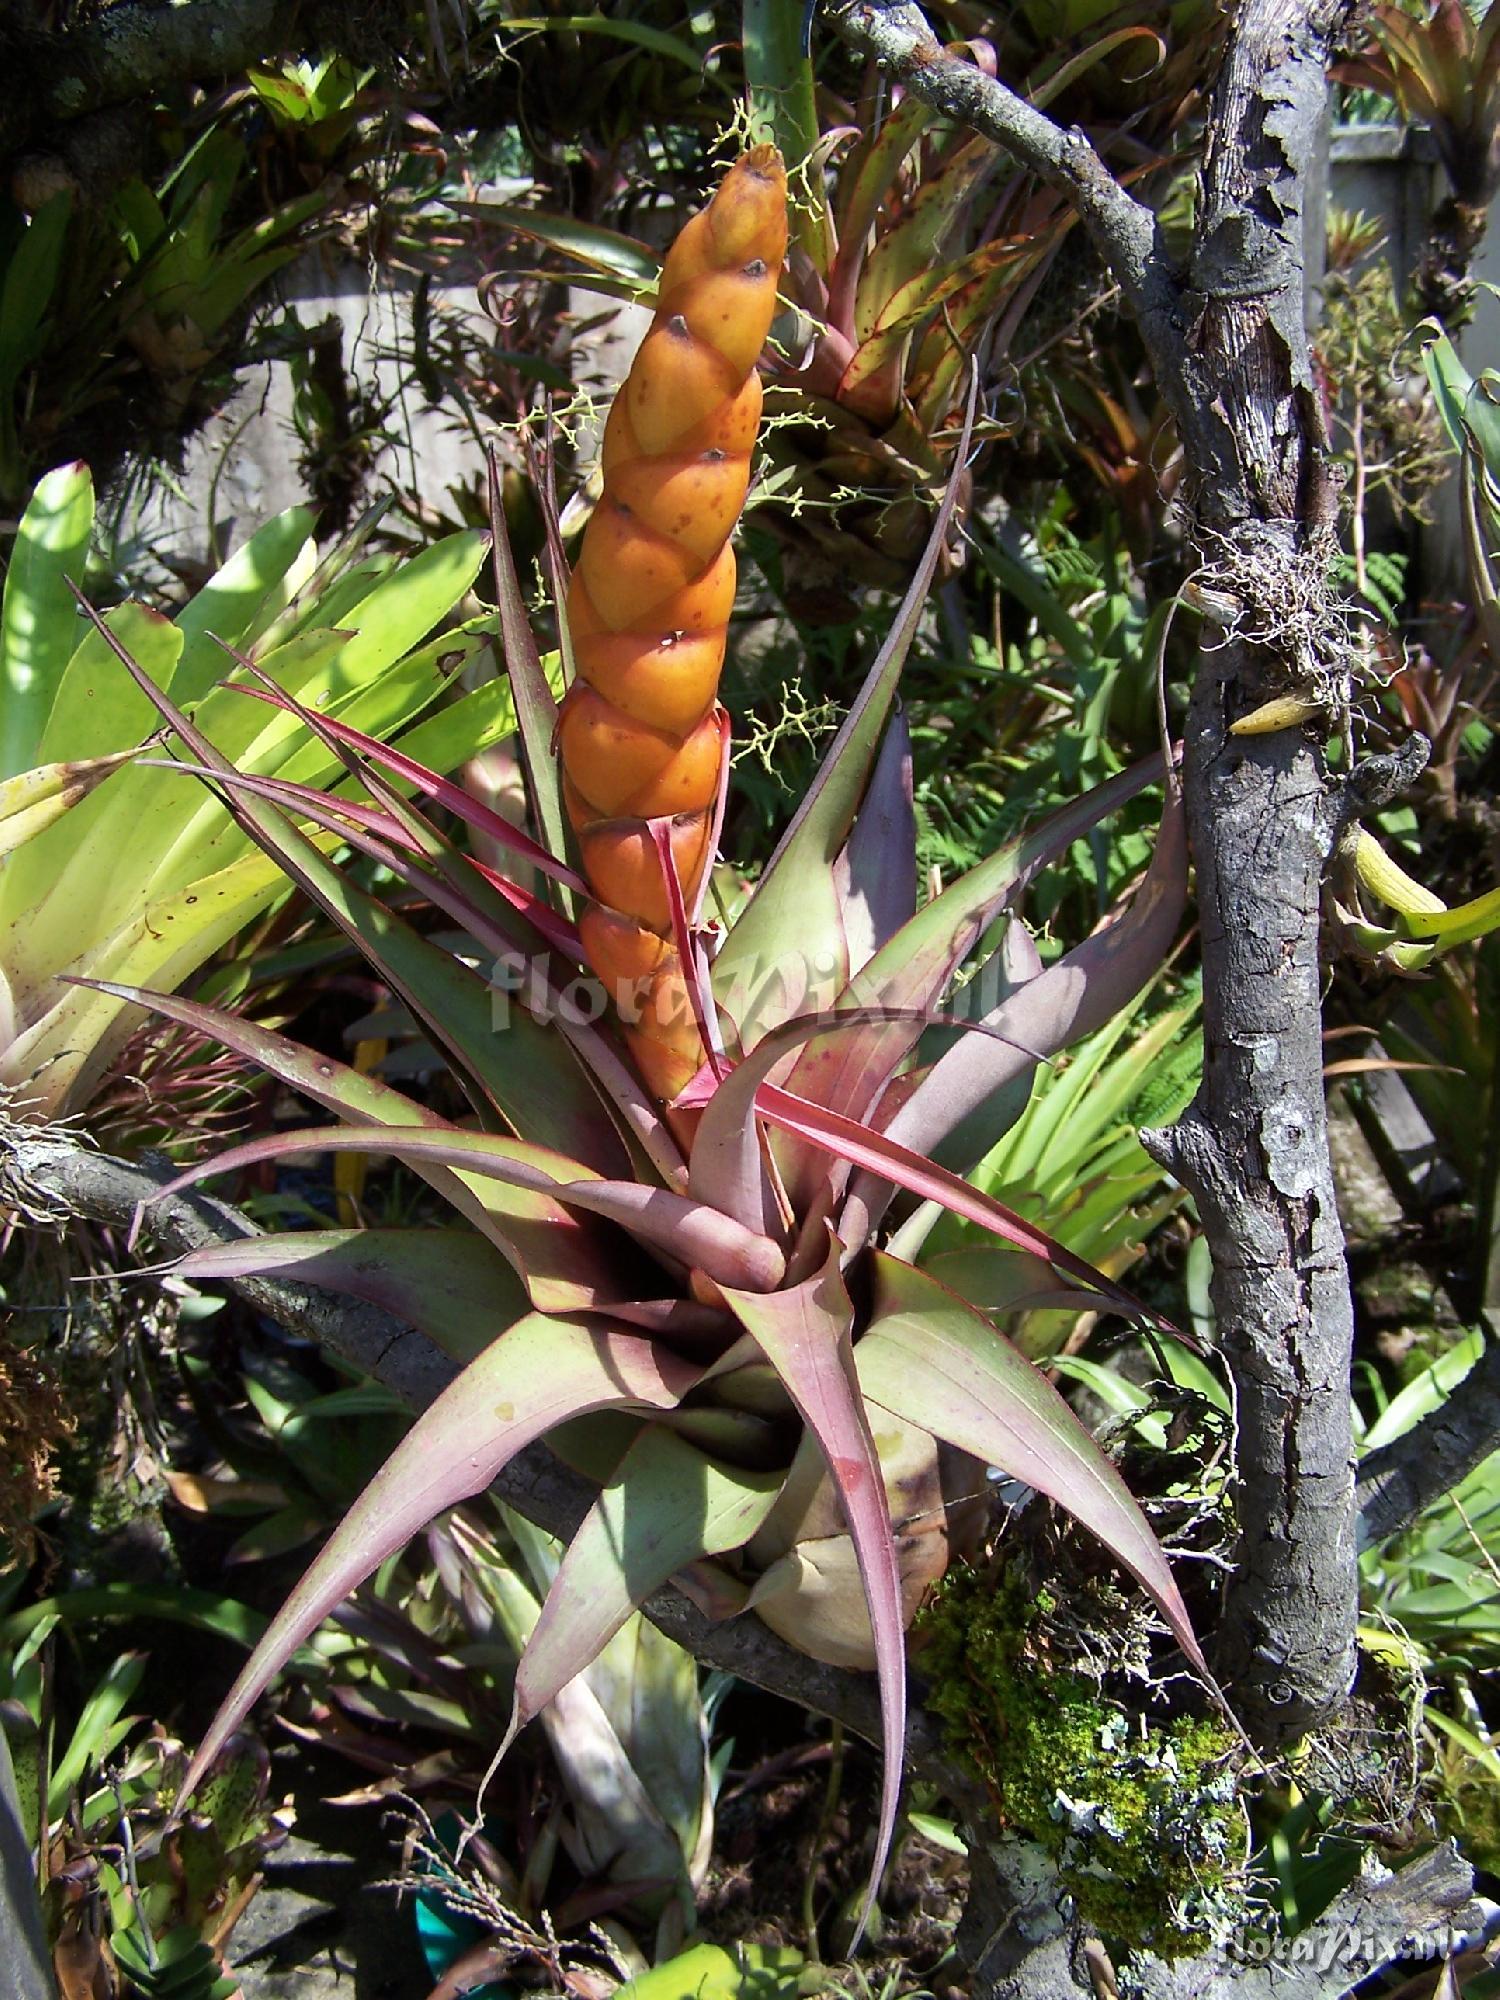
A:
[[0, 1336, 74, 1571]]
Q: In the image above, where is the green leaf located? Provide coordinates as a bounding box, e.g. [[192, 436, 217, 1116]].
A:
[[854, 135, 994, 345], [0, 461, 94, 779], [497, 14, 703, 66], [489, 488, 569, 890], [0, 1583, 267, 1652], [1397, 882, 1500, 948], [76, 628, 361, 917], [743, 0, 825, 261], [0, 193, 71, 397], [0, 603, 184, 967], [1360, 1328, 1484, 1454], [908, 1809, 967, 1855], [318, 528, 490, 682], [826, 97, 933, 333], [35, 602, 184, 765], [226, 1499, 325, 1566], [112, 1926, 237, 2000], [507, 1426, 782, 1743], [171, 505, 316, 702], [451, 204, 660, 290], [250, 504, 392, 654], [714, 388, 976, 1041], [611, 1943, 805, 2000], [47, 1652, 146, 1813], [4, 844, 301, 1118], [839, 234, 1037, 413], [0, 749, 137, 855], [67, 606, 625, 1168], [383, 669, 529, 778]]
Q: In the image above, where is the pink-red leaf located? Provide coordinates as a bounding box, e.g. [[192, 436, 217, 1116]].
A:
[[64, 591, 627, 1172], [227, 680, 586, 890], [719, 1244, 903, 1953], [177, 1313, 699, 1804], [754, 1080, 1170, 1330], [146, 1123, 786, 1294], [870, 778, 1188, 1191], [169, 1228, 529, 1364], [72, 979, 622, 1309], [775, 756, 1165, 1206]]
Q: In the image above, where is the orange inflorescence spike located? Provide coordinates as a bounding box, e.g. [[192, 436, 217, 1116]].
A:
[[561, 147, 787, 1099]]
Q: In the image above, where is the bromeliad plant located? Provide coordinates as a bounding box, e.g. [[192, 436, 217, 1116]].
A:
[[0, 467, 515, 1123], [1338, 0, 1500, 327], [1, 126, 333, 503], [82, 149, 1218, 1934]]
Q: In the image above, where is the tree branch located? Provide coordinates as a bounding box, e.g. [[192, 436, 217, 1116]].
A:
[[2, 0, 292, 162], [0, 1117, 935, 1766], [963, 1837, 1495, 1999], [1356, 1321, 1500, 1548], [824, 0, 1159, 287], [825, 0, 1243, 506], [829, 0, 1362, 1744]]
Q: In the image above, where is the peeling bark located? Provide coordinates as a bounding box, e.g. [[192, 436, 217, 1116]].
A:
[[1140, 0, 1360, 1744]]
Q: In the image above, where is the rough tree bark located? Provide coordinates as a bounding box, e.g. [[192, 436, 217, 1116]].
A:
[[1, 0, 292, 164], [828, 0, 1362, 1749], [1357, 1319, 1500, 1545], [1140, 0, 1360, 1745]]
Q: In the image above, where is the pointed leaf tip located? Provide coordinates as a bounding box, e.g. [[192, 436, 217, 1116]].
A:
[[721, 1245, 905, 1952], [177, 1314, 697, 1806]]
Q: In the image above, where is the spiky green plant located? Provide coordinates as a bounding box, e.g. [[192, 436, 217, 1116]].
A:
[[0, 466, 519, 1122], [88, 152, 1221, 1940], [1, 127, 332, 502]]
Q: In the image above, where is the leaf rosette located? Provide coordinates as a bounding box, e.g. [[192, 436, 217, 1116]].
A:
[[79, 150, 1217, 1941]]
